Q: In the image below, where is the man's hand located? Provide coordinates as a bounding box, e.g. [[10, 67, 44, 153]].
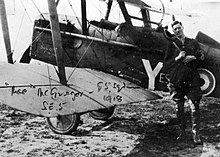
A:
[[182, 55, 196, 63], [175, 51, 186, 61]]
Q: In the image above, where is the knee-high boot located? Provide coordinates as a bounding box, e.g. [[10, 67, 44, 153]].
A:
[[176, 101, 186, 141], [189, 100, 202, 144]]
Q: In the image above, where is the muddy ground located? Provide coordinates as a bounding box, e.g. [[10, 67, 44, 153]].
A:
[[0, 92, 220, 157]]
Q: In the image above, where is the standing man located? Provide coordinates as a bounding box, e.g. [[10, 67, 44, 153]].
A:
[[163, 21, 204, 144]]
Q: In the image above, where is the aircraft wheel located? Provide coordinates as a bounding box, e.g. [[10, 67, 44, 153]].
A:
[[46, 113, 80, 134], [89, 106, 115, 120]]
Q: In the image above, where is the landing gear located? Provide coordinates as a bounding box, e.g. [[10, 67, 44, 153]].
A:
[[46, 107, 115, 134], [89, 106, 115, 120], [46, 113, 80, 134]]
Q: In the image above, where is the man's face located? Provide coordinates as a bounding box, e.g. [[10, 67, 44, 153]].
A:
[[172, 23, 184, 37]]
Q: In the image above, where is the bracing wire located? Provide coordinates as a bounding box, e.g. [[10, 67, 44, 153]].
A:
[[20, 0, 33, 23], [12, 8, 25, 56], [12, 0, 33, 55], [67, 0, 82, 28], [12, 0, 51, 62], [11, 0, 132, 85], [47, 64, 52, 91], [64, 2, 114, 82], [87, 0, 106, 19], [65, 0, 135, 83], [31, 0, 46, 20], [67, 39, 94, 82], [64, 0, 96, 82]]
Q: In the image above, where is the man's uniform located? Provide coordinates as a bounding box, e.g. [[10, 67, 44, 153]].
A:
[[164, 37, 204, 143]]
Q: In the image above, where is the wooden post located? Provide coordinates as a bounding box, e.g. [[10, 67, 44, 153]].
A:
[[47, 0, 67, 85], [0, 0, 13, 63]]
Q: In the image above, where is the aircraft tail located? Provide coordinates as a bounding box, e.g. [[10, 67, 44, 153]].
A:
[[196, 31, 220, 49]]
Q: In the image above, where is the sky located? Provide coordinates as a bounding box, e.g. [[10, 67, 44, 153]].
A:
[[0, 0, 220, 62]]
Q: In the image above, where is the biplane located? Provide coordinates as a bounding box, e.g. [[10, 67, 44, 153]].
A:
[[0, 0, 220, 134]]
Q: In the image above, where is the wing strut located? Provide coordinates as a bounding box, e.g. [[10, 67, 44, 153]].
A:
[[47, 0, 67, 85], [0, 0, 13, 64], [81, 0, 88, 35]]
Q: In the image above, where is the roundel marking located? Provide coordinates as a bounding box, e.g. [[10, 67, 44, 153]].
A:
[[198, 68, 216, 96]]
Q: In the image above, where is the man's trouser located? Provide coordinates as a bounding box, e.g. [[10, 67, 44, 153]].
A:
[[175, 94, 201, 141], [174, 70, 201, 132]]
